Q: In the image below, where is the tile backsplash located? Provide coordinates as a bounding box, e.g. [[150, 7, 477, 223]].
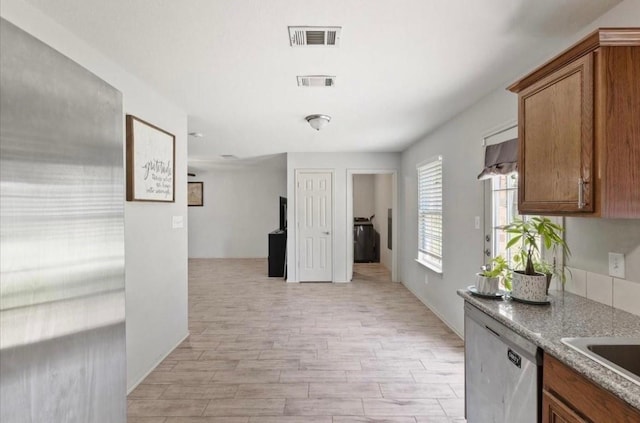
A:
[[586, 272, 613, 306], [564, 268, 587, 297], [557, 267, 640, 317], [612, 278, 640, 317]]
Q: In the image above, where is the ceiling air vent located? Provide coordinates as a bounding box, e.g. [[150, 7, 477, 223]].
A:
[[297, 75, 336, 87], [288, 26, 341, 47]]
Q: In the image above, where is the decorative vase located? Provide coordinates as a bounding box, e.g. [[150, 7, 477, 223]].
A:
[[475, 273, 500, 295], [511, 270, 548, 302]]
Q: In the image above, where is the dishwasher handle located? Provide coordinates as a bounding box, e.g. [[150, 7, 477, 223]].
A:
[[485, 325, 501, 339]]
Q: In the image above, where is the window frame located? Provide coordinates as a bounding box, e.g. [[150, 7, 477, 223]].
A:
[[485, 173, 565, 289], [416, 155, 443, 273], [489, 173, 520, 264]]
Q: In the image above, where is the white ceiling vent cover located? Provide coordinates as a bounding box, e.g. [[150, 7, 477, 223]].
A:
[[297, 75, 336, 87], [288, 26, 341, 47]]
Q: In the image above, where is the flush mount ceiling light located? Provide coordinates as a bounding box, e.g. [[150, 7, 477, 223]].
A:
[[305, 114, 331, 131]]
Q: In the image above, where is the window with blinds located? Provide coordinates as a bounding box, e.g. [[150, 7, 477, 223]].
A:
[[417, 156, 443, 273]]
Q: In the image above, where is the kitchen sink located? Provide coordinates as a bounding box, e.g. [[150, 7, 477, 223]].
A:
[[561, 337, 640, 386]]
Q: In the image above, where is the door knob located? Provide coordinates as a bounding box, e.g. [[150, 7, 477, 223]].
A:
[[322, 231, 330, 235]]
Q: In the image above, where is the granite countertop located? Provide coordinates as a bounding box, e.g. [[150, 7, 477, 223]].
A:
[[457, 289, 640, 410]]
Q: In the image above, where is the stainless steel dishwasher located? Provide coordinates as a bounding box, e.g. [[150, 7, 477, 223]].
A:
[[464, 303, 542, 423]]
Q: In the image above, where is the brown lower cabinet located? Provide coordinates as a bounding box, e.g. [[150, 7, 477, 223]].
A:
[[543, 390, 587, 423], [543, 353, 640, 423]]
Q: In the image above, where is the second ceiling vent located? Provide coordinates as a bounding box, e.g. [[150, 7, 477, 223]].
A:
[[297, 75, 336, 87], [288, 26, 341, 47]]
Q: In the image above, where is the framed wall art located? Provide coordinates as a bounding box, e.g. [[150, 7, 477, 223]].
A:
[[188, 182, 203, 206], [126, 115, 175, 202]]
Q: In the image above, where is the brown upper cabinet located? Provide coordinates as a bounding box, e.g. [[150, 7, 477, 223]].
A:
[[508, 28, 640, 218]]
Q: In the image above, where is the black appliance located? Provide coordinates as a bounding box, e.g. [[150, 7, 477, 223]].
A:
[[279, 196, 287, 230], [354, 218, 377, 263], [269, 197, 288, 277], [268, 229, 286, 277]]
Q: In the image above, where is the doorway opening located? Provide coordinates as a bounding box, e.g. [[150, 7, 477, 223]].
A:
[[347, 170, 397, 282]]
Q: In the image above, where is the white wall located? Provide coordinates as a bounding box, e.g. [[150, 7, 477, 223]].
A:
[[353, 175, 375, 218], [400, 89, 510, 336], [374, 174, 393, 271], [287, 153, 400, 282], [188, 164, 287, 258], [398, 0, 640, 336], [565, 219, 640, 282], [1, 0, 190, 391]]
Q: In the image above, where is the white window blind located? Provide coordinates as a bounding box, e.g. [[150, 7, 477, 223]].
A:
[[417, 156, 443, 273]]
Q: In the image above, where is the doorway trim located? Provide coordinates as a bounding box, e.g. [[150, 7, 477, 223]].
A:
[[346, 169, 398, 282]]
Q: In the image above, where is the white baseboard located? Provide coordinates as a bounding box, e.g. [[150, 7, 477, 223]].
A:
[[402, 282, 464, 340], [127, 331, 190, 395]]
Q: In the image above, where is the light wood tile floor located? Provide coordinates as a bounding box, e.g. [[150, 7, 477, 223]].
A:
[[128, 259, 466, 422]]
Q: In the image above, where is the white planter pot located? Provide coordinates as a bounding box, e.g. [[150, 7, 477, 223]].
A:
[[511, 271, 548, 302], [475, 273, 500, 295]]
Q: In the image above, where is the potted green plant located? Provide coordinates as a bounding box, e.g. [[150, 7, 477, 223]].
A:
[[476, 255, 508, 294], [505, 217, 570, 301]]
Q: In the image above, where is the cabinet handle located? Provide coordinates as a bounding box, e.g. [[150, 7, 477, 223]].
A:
[[578, 178, 585, 209]]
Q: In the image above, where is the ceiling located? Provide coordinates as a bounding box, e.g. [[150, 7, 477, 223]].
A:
[[25, 0, 619, 166]]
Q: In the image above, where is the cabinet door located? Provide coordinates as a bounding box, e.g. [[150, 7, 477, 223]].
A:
[[598, 46, 640, 217], [518, 53, 593, 214], [542, 390, 587, 423]]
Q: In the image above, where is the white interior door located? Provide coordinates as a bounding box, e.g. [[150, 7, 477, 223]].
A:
[[296, 171, 333, 282]]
